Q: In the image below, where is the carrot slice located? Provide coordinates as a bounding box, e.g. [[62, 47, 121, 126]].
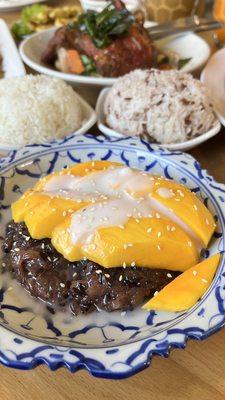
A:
[[66, 49, 85, 74]]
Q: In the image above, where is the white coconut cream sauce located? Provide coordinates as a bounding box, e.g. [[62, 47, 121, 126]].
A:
[[43, 166, 202, 249]]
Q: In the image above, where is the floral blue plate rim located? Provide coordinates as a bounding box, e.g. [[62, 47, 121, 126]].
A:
[[0, 133, 224, 379]]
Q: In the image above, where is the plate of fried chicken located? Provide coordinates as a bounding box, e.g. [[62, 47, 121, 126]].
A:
[[19, 0, 210, 87]]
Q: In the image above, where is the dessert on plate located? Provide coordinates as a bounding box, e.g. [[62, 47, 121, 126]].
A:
[[2, 160, 220, 315]]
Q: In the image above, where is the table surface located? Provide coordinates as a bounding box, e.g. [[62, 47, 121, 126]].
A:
[[1, 2, 225, 399]]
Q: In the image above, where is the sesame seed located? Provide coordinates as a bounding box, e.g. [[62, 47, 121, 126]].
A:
[[83, 256, 87, 260], [60, 283, 65, 288], [135, 218, 140, 223], [14, 248, 20, 252], [171, 227, 176, 232], [2, 263, 6, 267], [193, 205, 198, 211], [41, 243, 45, 249], [147, 228, 152, 233], [188, 241, 192, 247], [167, 273, 172, 278], [51, 208, 57, 212], [25, 202, 29, 207], [167, 225, 171, 231], [127, 243, 133, 247], [206, 218, 209, 225], [157, 245, 161, 251], [124, 244, 128, 250], [47, 257, 51, 262], [121, 311, 126, 317], [91, 244, 96, 250], [91, 161, 95, 167], [127, 213, 132, 217], [62, 211, 67, 217], [105, 274, 110, 278], [156, 213, 161, 219], [77, 199, 82, 203], [193, 270, 197, 276], [73, 272, 77, 277], [123, 262, 126, 268], [119, 225, 124, 229], [157, 231, 162, 238], [154, 291, 159, 296], [131, 261, 136, 267], [148, 213, 153, 218], [96, 269, 102, 274], [201, 278, 208, 283], [175, 198, 181, 202], [119, 275, 123, 282]]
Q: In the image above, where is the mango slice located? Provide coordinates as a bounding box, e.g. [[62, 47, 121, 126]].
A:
[[151, 178, 215, 247], [142, 253, 221, 312], [24, 197, 88, 239], [52, 216, 199, 270], [34, 160, 119, 191]]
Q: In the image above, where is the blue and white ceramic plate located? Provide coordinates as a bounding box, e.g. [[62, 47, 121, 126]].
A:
[[0, 134, 224, 379]]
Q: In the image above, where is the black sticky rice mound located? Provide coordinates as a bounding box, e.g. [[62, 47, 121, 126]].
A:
[[2, 221, 180, 315]]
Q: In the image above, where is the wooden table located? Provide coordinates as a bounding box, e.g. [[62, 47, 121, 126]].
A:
[[1, 2, 225, 399]]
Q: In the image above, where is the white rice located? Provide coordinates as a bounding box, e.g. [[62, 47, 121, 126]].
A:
[[0, 74, 83, 145], [104, 69, 218, 144]]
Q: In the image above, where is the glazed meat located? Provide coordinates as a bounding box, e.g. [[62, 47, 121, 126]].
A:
[[2, 221, 179, 315], [41, 1, 153, 77]]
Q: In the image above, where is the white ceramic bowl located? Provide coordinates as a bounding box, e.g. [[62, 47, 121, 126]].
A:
[[20, 25, 210, 89], [96, 88, 221, 151], [201, 47, 225, 128], [0, 91, 96, 155], [0, 19, 25, 77]]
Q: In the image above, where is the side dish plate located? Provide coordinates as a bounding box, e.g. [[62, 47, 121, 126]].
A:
[[0, 19, 25, 78], [201, 47, 225, 128], [19, 26, 210, 87], [96, 88, 221, 151], [0, 134, 224, 378]]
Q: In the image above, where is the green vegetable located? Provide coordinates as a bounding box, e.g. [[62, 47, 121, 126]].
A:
[[11, 4, 48, 40], [81, 55, 96, 75], [177, 57, 192, 70], [11, 21, 33, 39], [21, 4, 48, 23], [68, 3, 135, 49]]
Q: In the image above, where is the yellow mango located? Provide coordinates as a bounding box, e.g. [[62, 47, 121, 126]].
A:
[[151, 178, 215, 246], [52, 216, 199, 270], [12, 190, 50, 222], [143, 253, 221, 312], [24, 197, 88, 239]]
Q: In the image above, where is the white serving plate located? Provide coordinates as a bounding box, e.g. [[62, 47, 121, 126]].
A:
[[0, 0, 47, 12], [201, 47, 225, 128], [19, 25, 210, 88], [0, 91, 96, 154], [96, 88, 221, 151], [0, 19, 25, 78]]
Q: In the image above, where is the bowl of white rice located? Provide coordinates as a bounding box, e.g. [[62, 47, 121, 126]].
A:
[[96, 69, 221, 151], [0, 74, 96, 153]]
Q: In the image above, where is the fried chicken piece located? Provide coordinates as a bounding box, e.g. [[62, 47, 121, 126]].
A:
[[41, 1, 153, 77]]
